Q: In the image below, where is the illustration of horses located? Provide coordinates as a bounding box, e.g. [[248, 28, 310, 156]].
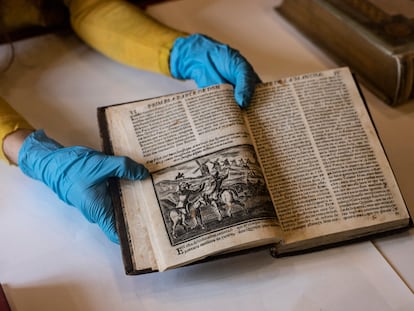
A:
[[219, 188, 247, 217], [169, 194, 207, 238], [188, 195, 208, 229], [169, 207, 187, 238]]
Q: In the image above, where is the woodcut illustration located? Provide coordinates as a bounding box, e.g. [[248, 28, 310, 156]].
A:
[[152, 145, 277, 245]]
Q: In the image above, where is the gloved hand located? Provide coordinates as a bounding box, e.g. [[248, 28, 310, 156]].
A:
[[18, 130, 149, 243], [170, 34, 261, 108]]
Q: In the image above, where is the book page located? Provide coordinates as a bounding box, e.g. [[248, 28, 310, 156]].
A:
[[105, 85, 281, 271], [245, 67, 410, 247]]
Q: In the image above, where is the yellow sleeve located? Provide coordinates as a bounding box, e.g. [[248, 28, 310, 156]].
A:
[[0, 97, 34, 163], [64, 0, 187, 75]]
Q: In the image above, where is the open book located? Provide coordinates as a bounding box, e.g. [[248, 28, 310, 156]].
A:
[[98, 67, 411, 274]]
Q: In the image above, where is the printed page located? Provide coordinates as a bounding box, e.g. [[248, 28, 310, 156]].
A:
[[245, 67, 410, 248], [105, 85, 281, 271]]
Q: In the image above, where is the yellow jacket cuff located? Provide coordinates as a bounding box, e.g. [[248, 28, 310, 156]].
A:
[[65, 0, 188, 76], [0, 97, 34, 164]]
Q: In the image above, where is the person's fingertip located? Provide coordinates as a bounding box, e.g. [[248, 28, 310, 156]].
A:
[[234, 91, 248, 108], [117, 157, 149, 180], [135, 164, 150, 180], [103, 219, 120, 244], [110, 232, 120, 244]]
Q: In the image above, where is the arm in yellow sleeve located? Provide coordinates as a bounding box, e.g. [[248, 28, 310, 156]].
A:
[[64, 0, 187, 76], [0, 97, 34, 163]]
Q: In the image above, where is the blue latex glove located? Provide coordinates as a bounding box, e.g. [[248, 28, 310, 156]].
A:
[[170, 34, 261, 108], [18, 130, 149, 243]]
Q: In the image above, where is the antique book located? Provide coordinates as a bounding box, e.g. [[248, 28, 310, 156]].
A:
[[0, 284, 11, 311], [98, 67, 411, 274], [276, 0, 414, 106]]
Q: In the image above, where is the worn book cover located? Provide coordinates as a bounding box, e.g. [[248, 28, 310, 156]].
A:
[[276, 0, 414, 106], [0, 284, 11, 311]]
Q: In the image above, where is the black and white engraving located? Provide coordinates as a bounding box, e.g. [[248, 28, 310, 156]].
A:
[[152, 145, 277, 245]]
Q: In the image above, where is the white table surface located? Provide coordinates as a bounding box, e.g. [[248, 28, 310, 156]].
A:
[[1, 0, 414, 310]]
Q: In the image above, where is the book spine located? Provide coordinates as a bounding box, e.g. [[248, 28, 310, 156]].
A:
[[97, 107, 157, 275], [0, 284, 11, 311], [394, 51, 414, 103]]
